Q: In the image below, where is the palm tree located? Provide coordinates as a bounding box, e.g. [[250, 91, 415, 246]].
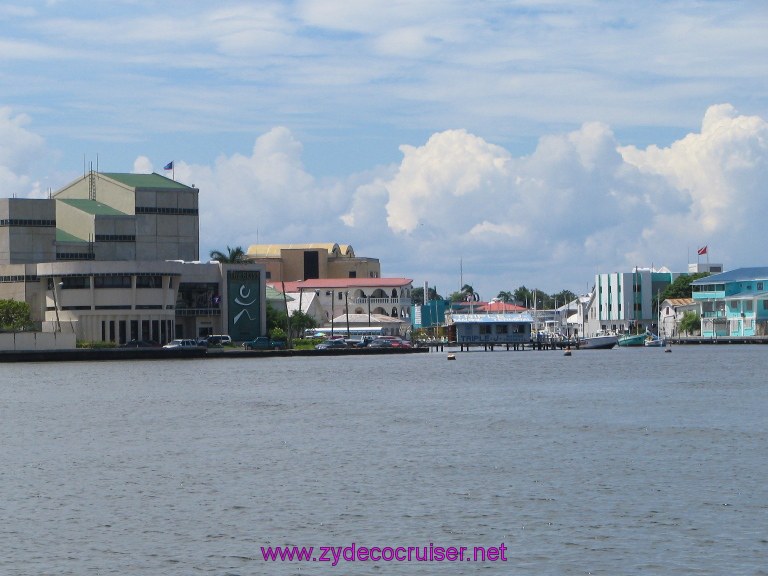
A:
[[496, 290, 513, 303], [209, 245, 248, 264]]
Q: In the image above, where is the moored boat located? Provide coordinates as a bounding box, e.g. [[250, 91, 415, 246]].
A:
[[644, 332, 666, 347], [618, 332, 646, 347], [579, 332, 618, 350]]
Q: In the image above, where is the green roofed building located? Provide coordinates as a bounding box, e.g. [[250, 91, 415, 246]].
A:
[[0, 171, 267, 347]]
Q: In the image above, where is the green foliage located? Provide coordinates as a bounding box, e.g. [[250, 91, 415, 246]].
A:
[[0, 299, 33, 331], [266, 302, 287, 334], [678, 311, 701, 335], [76, 340, 117, 349], [289, 309, 317, 338], [209, 245, 248, 263], [269, 326, 287, 341], [660, 272, 710, 301], [411, 287, 443, 305]]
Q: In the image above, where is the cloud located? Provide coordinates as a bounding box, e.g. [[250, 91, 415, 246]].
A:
[[0, 107, 47, 197]]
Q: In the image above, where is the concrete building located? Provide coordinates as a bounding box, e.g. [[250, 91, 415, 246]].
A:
[[246, 243, 380, 282], [582, 267, 681, 337], [1, 172, 266, 344]]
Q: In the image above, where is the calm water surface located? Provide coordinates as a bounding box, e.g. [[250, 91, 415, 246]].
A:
[[2, 346, 767, 575]]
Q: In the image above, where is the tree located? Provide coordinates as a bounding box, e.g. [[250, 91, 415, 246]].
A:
[[496, 290, 513, 303], [678, 311, 701, 336], [660, 272, 710, 301], [290, 309, 317, 339], [266, 302, 287, 335], [411, 287, 443, 306], [209, 245, 248, 264], [0, 299, 33, 331]]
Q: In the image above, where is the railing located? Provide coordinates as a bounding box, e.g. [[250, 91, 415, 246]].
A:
[[175, 308, 221, 316], [351, 297, 411, 306]]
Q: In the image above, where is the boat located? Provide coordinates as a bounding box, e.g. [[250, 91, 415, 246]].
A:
[[618, 332, 647, 347], [644, 332, 666, 347], [579, 332, 618, 350]]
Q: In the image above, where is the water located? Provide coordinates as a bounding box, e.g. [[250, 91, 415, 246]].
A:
[[2, 347, 766, 575]]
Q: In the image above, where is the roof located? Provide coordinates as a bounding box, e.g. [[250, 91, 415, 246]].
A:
[[101, 172, 194, 190], [265, 285, 295, 301], [691, 267, 768, 284], [56, 229, 87, 243], [274, 278, 412, 291], [247, 243, 355, 258], [662, 298, 695, 306], [60, 198, 127, 216], [451, 313, 534, 324]]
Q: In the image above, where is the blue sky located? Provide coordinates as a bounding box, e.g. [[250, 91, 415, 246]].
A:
[[2, 0, 768, 299]]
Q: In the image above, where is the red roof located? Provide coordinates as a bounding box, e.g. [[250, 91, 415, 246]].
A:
[[271, 278, 413, 293]]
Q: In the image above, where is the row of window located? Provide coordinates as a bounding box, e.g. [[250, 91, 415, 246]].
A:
[[477, 324, 526, 334], [0, 275, 40, 283], [94, 234, 136, 242], [57, 252, 96, 261], [0, 219, 55, 227], [135, 207, 198, 215], [58, 275, 171, 289]]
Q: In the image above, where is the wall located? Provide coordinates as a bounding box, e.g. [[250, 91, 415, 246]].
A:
[[0, 331, 77, 350]]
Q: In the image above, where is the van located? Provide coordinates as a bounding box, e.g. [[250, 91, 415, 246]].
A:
[[207, 334, 232, 346]]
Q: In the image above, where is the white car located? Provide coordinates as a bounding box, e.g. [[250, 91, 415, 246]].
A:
[[163, 339, 198, 349]]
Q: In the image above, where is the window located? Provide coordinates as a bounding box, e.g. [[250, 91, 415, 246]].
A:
[[496, 325, 508, 334], [94, 275, 131, 288], [136, 275, 162, 288], [758, 282, 764, 290], [479, 325, 492, 335], [348, 271, 357, 278], [746, 301, 753, 312], [61, 276, 90, 289]]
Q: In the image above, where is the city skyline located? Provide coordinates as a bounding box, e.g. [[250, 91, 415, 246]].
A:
[[1, 1, 767, 297]]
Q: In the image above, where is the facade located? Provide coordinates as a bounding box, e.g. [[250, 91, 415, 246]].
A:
[[1, 172, 267, 344], [274, 278, 413, 326], [246, 243, 380, 282], [658, 298, 697, 338], [583, 268, 680, 336], [691, 267, 768, 337], [449, 313, 533, 346]]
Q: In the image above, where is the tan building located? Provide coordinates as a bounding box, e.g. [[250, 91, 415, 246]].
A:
[[246, 243, 380, 282], [1, 172, 266, 344]]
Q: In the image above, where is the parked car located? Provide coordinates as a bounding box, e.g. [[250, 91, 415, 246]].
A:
[[207, 334, 232, 346], [163, 339, 199, 349], [242, 337, 287, 350], [315, 338, 349, 350], [367, 338, 393, 348]]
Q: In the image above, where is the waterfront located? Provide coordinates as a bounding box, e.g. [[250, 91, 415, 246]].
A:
[[2, 347, 766, 575]]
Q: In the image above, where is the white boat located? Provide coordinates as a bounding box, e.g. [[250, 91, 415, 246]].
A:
[[579, 332, 618, 350], [644, 333, 666, 347]]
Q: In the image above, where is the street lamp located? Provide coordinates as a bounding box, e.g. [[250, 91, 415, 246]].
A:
[[344, 290, 350, 338], [48, 278, 62, 332], [326, 290, 335, 338], [361, 291, 371, 326]]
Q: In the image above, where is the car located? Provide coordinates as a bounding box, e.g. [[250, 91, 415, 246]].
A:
[[120, 339, 160, 348], [163, 339, 199, 349], [315, 338, 349, 350], [367, 338, 393, 348], [207, 334, 232, 346], [242, 337, 287, 350]]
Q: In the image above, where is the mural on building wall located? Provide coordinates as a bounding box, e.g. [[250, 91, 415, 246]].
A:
[[227, 270, 261, 341]]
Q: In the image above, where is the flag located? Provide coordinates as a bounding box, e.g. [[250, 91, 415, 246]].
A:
[[163, 161, 173, 170], [697, 245, 708, 255]]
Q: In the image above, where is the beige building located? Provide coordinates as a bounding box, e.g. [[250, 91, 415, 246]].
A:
[[1, 172, 266, 344], [246, 243, 380, 282]]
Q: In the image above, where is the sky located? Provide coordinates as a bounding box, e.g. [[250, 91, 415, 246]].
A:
[[2, 1, 768, 300]]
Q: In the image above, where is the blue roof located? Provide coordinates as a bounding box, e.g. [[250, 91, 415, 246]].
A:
[[691, 267, 768, 284]]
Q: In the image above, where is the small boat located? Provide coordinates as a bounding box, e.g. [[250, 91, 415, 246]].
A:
[[618, 332, 647, 347], [579, 332, 618, 350], [447, 353, 456, 360], [644, 332, 666, 347]]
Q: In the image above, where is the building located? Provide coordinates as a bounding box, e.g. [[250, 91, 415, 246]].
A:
[[583, 267, 681, 336], [274, 278, 413, 327], [448, 313, 533, 347], [691, 267, 768, 337], [1, 172, 267, 344], [246, 243, 380, 282], [658, 298, 697, 338]]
